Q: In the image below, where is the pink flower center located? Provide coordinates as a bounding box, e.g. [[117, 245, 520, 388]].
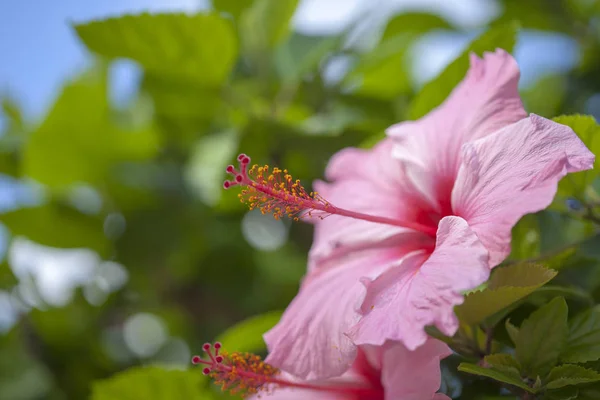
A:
[[224, 154, 438, 237]]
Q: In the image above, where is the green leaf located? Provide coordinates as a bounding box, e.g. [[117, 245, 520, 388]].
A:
[[494, 0, 568, 32], [240, 0, 299, 52], [455, 264, 557, 326], [213, 0, 254, 20], [522, 74, 567, 117], [91, 367, 213, 400], [484, 354, 523, 380], [344, 34, 413, 99], [275, 33, 343, 84], [75, 13, 237, 86], [488, 263, 557, 290], [2, 204, 110, 256], [381, 12, 452, 41], [184, 130, 239, 207], [458, 362, 535, 393], [485, 353, 522, 370], [506, 319, 520, 345], [533, 286, 594, 305], [215, 311, 282, 353], [578, 383, 600, 400], [516, 297, 568, 378], [23, 70, 160, 188], [408, 21, 519, 119], [552, 115, 600, 199], [561, 306, 600, 363], [546, 365, 600, 389], [544, 386, 579, 400], [345, 13, 453, 100], [509, 214, 540, 261]]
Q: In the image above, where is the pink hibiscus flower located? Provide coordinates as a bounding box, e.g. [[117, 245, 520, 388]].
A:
[[194, 339, 451, 400], [224, 49, 594, 379]]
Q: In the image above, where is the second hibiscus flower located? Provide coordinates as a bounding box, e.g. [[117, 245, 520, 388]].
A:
[[225, 49, 594, 380]]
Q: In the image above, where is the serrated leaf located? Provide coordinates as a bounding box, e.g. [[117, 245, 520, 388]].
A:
[[546, 365, 600, 389], [215, 311, 282, 353], [75, 13, 237, 86], [561, 306, 600, 363], [552, 115, 600, 199], [506, 319, 520, 345], [455, 264, 557, 326], [458, 363, 535, 393], [485, 354, 523, 379], [91, 367, 212, 400], [516, 297, 568, 378], [485, 354, 522, 370], [408, 21, 519, 119], [240, 0, 299, 52]]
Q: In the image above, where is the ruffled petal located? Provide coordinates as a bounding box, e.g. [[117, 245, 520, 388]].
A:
[[308, 139, 436, 273], [359, 339, 450, 400], [348, 216, 489, 350], [264, 254, 396, 380], [453, 114, 595, 266], [378, 339, 451, 400], [387, 49, 527, 211]]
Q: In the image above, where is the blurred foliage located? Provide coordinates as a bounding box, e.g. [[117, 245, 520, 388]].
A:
[[2, 0, 600, 399]]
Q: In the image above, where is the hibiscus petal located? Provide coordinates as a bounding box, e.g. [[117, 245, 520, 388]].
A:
[[348, 216, 489, 350], [248, 388, 342, 400], [264, 254, 396, 380], [308, 139, 436, 273], [246, 371, 346, 400], [453, 114, 595, 266], [378, 339, 451, 400], [387, 49, 527, 211]]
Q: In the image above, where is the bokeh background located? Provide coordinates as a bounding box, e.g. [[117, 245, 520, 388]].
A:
[[1, 0, 599, 398]]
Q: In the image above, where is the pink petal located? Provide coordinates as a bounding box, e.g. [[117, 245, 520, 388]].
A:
[[264, 254, 396, 380], [377, 339, 451, 400], [348, 216, 489, 350], [246, 372, 346, 400], [247, 389, 343, 400], [453, 114, 595, 266], [387, 49, 527, 211], [308, 139, 436, 273]]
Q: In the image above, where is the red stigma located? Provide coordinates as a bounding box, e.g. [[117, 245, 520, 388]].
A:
[[223, 153, 438, 236], [191, 342, 280, 397], [223, 153, 335, 221], [192, 341, 384, 399]]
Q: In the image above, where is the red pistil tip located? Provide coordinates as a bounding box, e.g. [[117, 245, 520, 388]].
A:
[[223, 153, 335, 221], [192, 342, 279, 397]]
